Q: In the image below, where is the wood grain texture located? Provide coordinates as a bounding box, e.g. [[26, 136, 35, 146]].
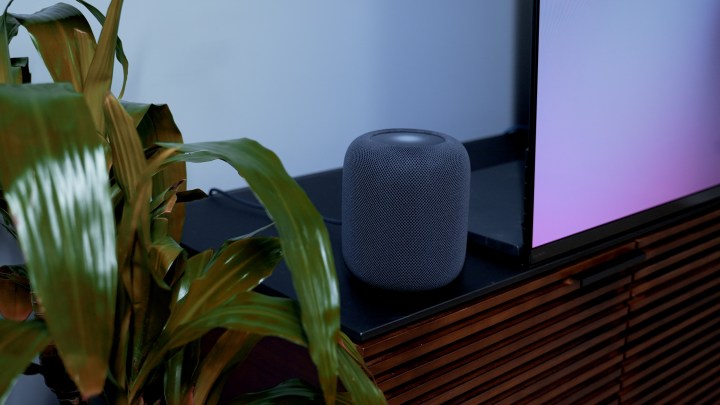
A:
[[358, 242, 635, 358], [634, 208, 720, 249], [346, 205, 720, 404]]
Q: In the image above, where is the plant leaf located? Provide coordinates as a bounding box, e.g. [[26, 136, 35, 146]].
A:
[[169, 293, 305, 351], [337, 337, 386, 405], [74, 28, 96, 84], [83, 0, 123, 131], [10, 3, 95, 91], [104, 92, 151, 251], [2, 7, 18, 42], [131, 293, 301, 402], [0, 83, 117, 397], [117, 102, 187, 240], [1, 203, 17, 239], [74, 0, 128, 98], [172, 249, 213, 306], [149, 218, 183, 289], [120, 100, 150, 127], [0, 320, 50, 401], [176, 294, 384, 405], [160, 139, 341, 403], [0, 2, 16, 84], [137, 104, 187, 241], [167, 237, 282, 330], [193, 330, 261, 405], [164, 346, 195, 405]]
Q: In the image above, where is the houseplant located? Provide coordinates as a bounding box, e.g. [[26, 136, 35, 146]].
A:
[[0, 0, 384, 403]]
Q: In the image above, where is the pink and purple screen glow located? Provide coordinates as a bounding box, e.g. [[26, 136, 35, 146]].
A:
[[533, 0, 720, 247]]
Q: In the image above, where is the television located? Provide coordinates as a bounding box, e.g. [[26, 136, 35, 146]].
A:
[[525, 0, 720, 263]]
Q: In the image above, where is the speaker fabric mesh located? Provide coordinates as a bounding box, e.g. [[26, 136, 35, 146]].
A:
[[342, 129, 471, 291]]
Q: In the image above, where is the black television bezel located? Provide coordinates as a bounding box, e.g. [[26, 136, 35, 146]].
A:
[[523, 0, 720, 265]]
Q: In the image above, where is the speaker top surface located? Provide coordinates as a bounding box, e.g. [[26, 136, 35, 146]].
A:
[[370, 128, 446, 146]]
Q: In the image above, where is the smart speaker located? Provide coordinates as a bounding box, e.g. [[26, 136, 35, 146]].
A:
[[342, 129, 471, 291]]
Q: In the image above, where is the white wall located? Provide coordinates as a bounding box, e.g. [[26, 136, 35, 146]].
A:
[[10, 0, 516, 191]]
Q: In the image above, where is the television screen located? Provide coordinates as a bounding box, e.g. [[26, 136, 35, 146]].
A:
[[531, 0, 720, 249]]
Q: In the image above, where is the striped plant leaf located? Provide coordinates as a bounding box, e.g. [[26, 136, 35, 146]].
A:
[[0, 320, 50, 402], [164, 344, 195, 405], [192, 330, 261, 405], [149, 292, 384, 405], [168, 293, 306, 352], [83, 0, 123, 131], [104, 93, 151, 253], [130, 293, 302, 403], [337, 339, 386, 405], [172, 249, 213, 307], [167, 237, 282, 330], [0, 2, 15, 83], [120, 100, 151, 127], [10, 3, 95, 91], [2, 7, 18, 42], [73, 28, 96, 84], [136, 104, 187, 241], [74, 0, 128, 98], [160, 138, 341, 403], [118, 101, 187, 241], [0, 83, 117, 397]]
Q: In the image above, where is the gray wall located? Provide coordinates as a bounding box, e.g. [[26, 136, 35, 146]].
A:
[[9, 0, 518, 191]]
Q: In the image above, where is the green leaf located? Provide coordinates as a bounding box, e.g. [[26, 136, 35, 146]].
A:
[[172, 249, 213, 306], [169, 293, 306, 351], [176, 294, 383, 405], [74, 27, 96, 84], [160, 138, 341, 403], [3, 9, 19, 43], [149, 218, 183, 289], [149, 180, 184, 220], [104, 92, 151, 254], [75, 0, 128, 98], [0, 2, 16, 84], [164, 345, 195, 405], [117, 101, 187, 240], [1, 203, 17, 239], [0, 83, 117, 397], [193, 330, 261, 405], [167, 237, 282, 330], [0, 320, 50, 401], [337, 337, 386, 405], [83, 0, 123, 131], [120, 100, 151, 127], [131, 293, 302, 402], [11, 3, 95, 91], [111, 300, 132, 390], [137, 104, 187, 241]]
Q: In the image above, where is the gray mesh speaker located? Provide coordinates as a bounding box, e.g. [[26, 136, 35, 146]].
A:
[[342, 128, 471, 291]]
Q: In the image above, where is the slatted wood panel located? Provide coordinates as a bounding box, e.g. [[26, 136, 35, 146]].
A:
[[354, 205, 720, 404], [357, 243, 638, 404], [621, 209, 720, 405]]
